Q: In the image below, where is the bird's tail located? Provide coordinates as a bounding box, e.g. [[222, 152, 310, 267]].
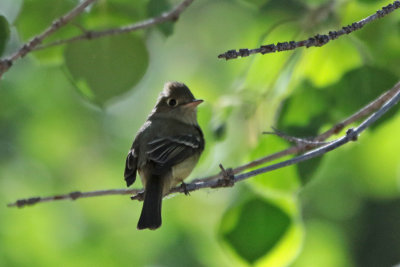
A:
[[137, 175, 163, 230]]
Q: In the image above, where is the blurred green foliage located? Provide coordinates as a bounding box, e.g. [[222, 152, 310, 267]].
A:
[[220, 197, 291, 263], [1, 0, 400, 266]]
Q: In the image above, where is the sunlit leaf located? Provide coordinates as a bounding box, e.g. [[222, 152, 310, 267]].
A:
[[300, 38, 362, 87], [64, 34, 149, 105], [220, 197, 291, 264]]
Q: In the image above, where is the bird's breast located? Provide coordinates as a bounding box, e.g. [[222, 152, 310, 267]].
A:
[[171, 154, 200, 185]]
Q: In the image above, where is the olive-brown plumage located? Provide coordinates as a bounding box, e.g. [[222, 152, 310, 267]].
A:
[[124, 82, 204, 230]]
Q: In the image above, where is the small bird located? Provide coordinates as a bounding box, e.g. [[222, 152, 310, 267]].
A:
[[124, 81, 205, 230]]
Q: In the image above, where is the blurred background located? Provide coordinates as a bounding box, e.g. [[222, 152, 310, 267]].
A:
[[1, 0, 400, 266]]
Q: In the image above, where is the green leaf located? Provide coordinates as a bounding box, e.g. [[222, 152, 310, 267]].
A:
[[147, 0, 174, 37], [0, 15, 10, 56], [352, 199, 400, 267], [16, 0, 77, 40], [297, 156, 323, 185], [278, 80, 329, 136], [64, 34, 149, 105], [84, 0, 147, 29], [248, 135, 300, 194], [220, 197, 291, 264], [15, 0, 79, 63], [326, 66, 398, 122], [276, 66, 398, 185]]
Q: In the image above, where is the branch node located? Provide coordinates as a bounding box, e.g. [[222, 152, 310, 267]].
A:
[[315, 34, 329, 46], [180, 182, 190, 196], [170, 13, 180, 22], [131, 191, 144, 201], [328, 31, 339, 40], [333, 122, 345, 134], [260, 44, 276, 54], [0, 60, 12, 72], [226, 50, 237, 60], [342, 25, 349, 34], [346, 128, 358, 141], [69, 191, 82, 200], [52, 17, 64, 28], [20, 44, 30, 57], [216, 164, 235, 187], [86, 31, 94, 39], [288, 41, 296, 49], [306, 37, 316, 48], [239, 48, 250, 57], [30, 37, 42, 47], [376, 10, 385, 18], [277, 42, 290, 51], [16, 197, 41, 208]]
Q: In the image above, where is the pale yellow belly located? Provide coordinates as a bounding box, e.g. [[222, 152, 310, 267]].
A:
[[167, 154, 199, 191], [139, 154, 200, 195]]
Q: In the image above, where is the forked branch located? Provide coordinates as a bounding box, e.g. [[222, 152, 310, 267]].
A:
[[8, 81, 400, 208], [0, 0, 195, 78]]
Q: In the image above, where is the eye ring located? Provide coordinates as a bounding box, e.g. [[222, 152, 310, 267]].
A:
[[167, 98, 177, 107]]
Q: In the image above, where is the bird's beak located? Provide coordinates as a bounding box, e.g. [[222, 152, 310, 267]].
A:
[[184, 99, 203, 108]]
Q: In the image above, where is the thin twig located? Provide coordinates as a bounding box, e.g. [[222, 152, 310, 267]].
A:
[[147, 83, 400, 191], [0, 0, 97, 78], [0, 0, 195, 78], [194, 80, 400, 180], [316, 85, 400, 140], [7, 81, 400, 208], [7, 189, 141, 207], [33, 0, 195, 51], [218, 1, 400, 60], [263, 127, 330, 146]]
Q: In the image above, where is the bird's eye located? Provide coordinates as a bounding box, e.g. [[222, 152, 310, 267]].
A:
[[167, 98, 177, 107]]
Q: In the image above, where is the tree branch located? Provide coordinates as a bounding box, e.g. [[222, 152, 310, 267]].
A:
[[32, 0, 195, 51], [0, 0, 195, 79], [263, 127, 330, 146], [0, 0, 97, 79], [7, 189, 141, 208], [7, 81, 400, 208], [218, 1, 400, 60], [194, 80, 400, 180]]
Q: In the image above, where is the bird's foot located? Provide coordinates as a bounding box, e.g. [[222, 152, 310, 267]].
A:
[[180, 182, 190, 196], [219, 164, 235, 187]]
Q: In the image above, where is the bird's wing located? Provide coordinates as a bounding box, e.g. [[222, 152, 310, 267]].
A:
[[124, 149, 138, 187], [146, 135, 202, 170]]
